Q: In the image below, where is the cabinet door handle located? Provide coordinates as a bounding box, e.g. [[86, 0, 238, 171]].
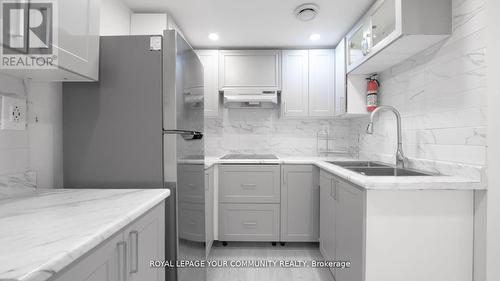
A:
[[242, 221, 258, 228], [241, 184, 257, 189], [117, 241, 127, 281], [282, 169, 286, 185], [330, 179, 334, 198], [129, 231, 139, 274], [334, 180, 338, 202]]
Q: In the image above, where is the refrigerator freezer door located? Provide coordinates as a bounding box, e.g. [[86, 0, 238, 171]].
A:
[[63, 36, 164, 189], [163, 30, 206, 281]]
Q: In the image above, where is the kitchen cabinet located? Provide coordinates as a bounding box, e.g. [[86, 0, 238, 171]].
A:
[[125, 202, 166, 281], [346, 0, 451, 74], [54, 202, 165, 281], [1, 0, 100, 81], [178, 164, 205, 204], [281, 49, 335, 118], [177, 163, 206, 243], [179, 202, 205, 242], [282, 50, 309, 118], [319, 167, 473, 281], [219, 164, 280, 203], [196, 50, 220, 118], [333, 178, 365, 281], [334, 39, 368, 116], [205, 166, 215, 257], [218, 50, 281, 91], [219, 203, 280, 242], [319, 170, 365, 281], [218, 164, 281, 242], [308, 49, 335, 117], [319, 171, 336, 274], [280, 165, 319, 242]]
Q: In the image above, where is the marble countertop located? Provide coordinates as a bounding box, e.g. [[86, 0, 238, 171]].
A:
[[0, 188, 170, 281], [204, 156, 485, 190]]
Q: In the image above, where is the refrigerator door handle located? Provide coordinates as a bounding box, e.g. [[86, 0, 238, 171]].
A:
[[163, 129, 204, 140]]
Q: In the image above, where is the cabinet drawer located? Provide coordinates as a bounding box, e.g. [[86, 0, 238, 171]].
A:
[[219, 204, 279, 241], [219, 165, 280, 203], [179, 202, 205, 242], [178, 164, 205, 204]]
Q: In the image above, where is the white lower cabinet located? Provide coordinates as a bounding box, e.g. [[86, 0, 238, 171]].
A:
[[319, 171, 336, 267], [218, 164, 321, 243], [319, 168, 474, 281], [280, 165, 319, 242], [219, 164, 281, 204], [219, 203, 280, 241], [334, 178, 364, 281], [54, 202, 165, 281], [218, 164, 281, 242], [320, 170, 364, 281]]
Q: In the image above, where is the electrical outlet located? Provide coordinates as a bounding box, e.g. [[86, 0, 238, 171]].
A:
[[1, 96, 27, 131]]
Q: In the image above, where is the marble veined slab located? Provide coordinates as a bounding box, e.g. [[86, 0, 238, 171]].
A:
[[0, 170, 37, 199], [0, 188, 170, 281]]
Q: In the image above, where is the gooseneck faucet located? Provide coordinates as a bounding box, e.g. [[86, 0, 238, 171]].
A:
[[366, 105, 406, 168]]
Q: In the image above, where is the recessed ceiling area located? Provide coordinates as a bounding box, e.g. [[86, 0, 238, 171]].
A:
[[122, 0, 375, 49]]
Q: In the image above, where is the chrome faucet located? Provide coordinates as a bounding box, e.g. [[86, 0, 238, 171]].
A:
[[366, 105, 406, 168]]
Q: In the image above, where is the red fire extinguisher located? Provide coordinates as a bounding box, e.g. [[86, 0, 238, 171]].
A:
[[366, 74, 379, 112]]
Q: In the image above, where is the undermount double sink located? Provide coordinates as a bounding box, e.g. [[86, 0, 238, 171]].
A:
[[327, 161, 434, 177]]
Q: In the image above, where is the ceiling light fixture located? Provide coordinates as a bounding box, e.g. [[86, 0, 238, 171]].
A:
[[310, 33, 321, 40], [208, 33, 219, 41], [295, 3, 320, 22]]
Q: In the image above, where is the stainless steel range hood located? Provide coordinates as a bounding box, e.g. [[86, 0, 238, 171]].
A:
[[223, 89, 279, 108]]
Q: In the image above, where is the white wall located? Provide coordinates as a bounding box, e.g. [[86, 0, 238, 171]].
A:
[[355, 0, 487, 167], [486, 0, 500, 280], [0, 76, 63, 188], [100, 0, 132, 35]]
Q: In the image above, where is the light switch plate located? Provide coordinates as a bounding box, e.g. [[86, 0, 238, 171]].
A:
[[1, 96, 27, 130]]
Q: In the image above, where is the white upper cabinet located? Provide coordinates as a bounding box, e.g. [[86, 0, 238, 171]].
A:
[[282, 49, 335, 118], [282, 50, 309, 118], [218, 50, 281, 91], [196, 50, 219, 118], [347, 0, 451, 74], [334, 39, 347, 115], [57, 0, 100, 81], [334, 39, 368, 116], [0, 0, 100, 81], [308, 49, 335, 117]]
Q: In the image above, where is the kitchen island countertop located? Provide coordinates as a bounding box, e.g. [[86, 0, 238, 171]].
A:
[[0, 188, 170, 281]]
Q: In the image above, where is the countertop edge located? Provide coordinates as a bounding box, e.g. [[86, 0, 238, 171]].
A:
[[204, 157, 485, 190]]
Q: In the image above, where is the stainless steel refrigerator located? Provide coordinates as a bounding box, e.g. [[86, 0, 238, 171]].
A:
[[63, 31, 206, 281]]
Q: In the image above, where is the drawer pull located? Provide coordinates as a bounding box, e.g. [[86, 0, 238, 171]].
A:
[[129, 231, 139, 274], [241, 184, 257, 189], [242, 221, 258, 228], [117, 241, 127, 281]]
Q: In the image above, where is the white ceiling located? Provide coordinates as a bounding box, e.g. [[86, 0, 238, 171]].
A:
[[122, 0, 375, 49]]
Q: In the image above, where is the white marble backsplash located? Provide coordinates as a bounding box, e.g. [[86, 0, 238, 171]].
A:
[[0, 170, 37, 198], [354, 0, 487, 168], [205, 109, 359, 157]]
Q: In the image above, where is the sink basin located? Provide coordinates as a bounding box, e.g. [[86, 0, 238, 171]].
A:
[[348, 167, 433, 176], [327, 161, 392, 168]]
